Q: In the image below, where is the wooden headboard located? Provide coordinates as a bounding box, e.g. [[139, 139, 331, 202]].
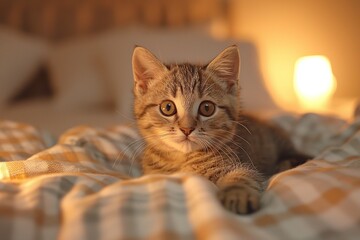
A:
[[0, 0, 229, 40]]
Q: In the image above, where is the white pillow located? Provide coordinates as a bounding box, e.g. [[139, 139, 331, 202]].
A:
[[48, 38, 114, 111], [0, 27, 48, 107]]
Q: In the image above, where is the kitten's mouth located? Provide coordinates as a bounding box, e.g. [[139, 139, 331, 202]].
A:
[[177, 137, 200, 153], [181, 138, 193, 143], [180, 135, 196, 143]]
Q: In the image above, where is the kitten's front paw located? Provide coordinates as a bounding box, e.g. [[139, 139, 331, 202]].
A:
[[218, 184, 261, 214]]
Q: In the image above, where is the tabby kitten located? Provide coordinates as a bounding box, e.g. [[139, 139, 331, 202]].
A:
[[132, 45, 309, 214]]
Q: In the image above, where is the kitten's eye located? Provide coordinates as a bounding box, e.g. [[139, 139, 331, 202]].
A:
[[160, 100, 177, 116], [199, 101, 215, 117]]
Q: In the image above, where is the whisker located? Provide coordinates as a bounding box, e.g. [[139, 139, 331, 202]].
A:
[[112, 137, 144, 169], [127, 141, 148, 176], [126, 132, 174, 176], [230, 120, 252, 135], [200, 136, 236, 168], [112, 132, 170, 170], [201, 132, 257, 170], [204, 137, 239, 168], [115, 109, 137, 123], [215, 128, 252, 147]]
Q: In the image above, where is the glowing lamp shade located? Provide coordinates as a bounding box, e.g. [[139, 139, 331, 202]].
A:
[[294, 56, 336, 111]]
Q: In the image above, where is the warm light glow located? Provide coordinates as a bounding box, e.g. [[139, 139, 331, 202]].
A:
[[0, 163, 10, 180], [294, 56, 336, 111]]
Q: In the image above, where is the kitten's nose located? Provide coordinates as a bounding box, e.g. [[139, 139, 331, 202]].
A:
[[180, 127, 195, 136]]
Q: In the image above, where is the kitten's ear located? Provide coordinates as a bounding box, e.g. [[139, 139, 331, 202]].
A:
[[132, 46, 168, 95], [206, 45, 240, 93]]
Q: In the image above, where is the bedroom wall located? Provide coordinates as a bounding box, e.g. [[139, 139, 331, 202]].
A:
[[229, 0, 360, 112]]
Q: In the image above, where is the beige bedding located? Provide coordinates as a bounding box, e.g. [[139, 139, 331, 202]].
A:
[[0, 112, 359, 239]]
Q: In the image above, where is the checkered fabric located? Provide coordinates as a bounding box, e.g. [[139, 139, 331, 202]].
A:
[[0, 112, 359, 240]]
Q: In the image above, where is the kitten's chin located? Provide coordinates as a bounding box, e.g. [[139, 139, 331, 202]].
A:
[[179, 140, 199, 153], [165, 138, 200, 154]]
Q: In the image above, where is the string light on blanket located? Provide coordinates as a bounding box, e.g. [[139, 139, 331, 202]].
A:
[[294, 56, 336, 112], [0, 163, 10, 180]]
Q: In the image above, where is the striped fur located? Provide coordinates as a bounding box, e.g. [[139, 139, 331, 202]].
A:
[[132, 46, 309, 214]]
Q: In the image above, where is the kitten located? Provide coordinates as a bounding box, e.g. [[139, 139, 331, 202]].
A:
[[132, 45, 309, 214]]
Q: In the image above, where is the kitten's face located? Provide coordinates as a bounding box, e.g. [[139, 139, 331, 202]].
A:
[[132, 46, 240, 154]]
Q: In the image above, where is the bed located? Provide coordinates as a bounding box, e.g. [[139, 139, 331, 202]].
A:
[[1, 108, 360, 239], [1, 13, 360, 239]]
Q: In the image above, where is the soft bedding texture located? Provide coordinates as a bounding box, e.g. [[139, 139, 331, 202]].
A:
[[0, 113, 360, 240]]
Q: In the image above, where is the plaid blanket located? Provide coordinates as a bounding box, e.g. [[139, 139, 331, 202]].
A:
[[0, 113, 359, 240]]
